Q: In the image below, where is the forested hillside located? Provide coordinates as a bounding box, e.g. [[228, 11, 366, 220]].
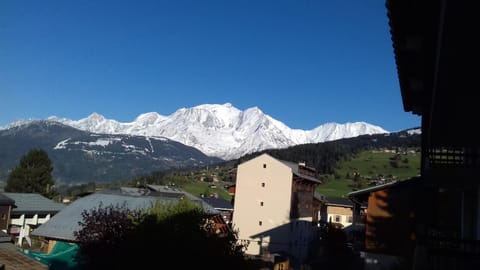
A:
[[62, 129, 420, 200], [227, 129, 420, 175]]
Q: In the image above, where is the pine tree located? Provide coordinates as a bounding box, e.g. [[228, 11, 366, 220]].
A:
[[5, 148, 57, 199]]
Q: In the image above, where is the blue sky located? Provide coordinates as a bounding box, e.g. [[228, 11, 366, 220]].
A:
[[0, 0, 420, 132]]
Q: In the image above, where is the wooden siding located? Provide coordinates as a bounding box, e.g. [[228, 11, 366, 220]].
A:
[[291, 179, 317, 219], [0, 205, 11, 231]]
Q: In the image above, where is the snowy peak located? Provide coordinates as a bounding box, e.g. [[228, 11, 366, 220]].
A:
[[170, 103, 242, 130], [308, 122, 388, 142], [134, 112, 166, 127], [4, 103, 390, 160]]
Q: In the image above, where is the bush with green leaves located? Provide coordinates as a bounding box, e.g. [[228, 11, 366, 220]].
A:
[[74, 199, 252, 269]]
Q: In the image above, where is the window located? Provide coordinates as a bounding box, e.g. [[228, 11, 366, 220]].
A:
[[259, 221, 262, 226], [260, 201, 264, 206], [348, 216, 353, 223], [335, 215, 341, 223], [263, 163, 266, 168], [261, 182, 265, 187]]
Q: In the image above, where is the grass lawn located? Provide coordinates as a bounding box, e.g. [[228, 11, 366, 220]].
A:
[[316, 178, 353, 197], [316, 149, 420, 198]]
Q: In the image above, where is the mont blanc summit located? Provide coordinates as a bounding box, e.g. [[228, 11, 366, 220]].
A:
[[4, 103, 389, 160]]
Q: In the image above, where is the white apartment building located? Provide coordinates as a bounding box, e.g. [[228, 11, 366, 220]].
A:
[[232, 153, 322, 262]]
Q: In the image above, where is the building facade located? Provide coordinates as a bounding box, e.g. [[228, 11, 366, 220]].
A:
[[346, 1, 480, 269], [232, 153, 321, 262]]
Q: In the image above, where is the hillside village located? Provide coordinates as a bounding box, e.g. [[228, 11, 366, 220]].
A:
[[0, 145, 419, 269], [0, 109, 421, 269], [2, 0, 477, 269]]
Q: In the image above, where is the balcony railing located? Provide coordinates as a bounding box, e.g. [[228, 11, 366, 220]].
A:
[[427, 147, 480, 168], [422, 236, 480, 270]]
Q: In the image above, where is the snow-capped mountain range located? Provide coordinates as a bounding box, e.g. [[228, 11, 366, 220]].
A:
[[3, 103, 389, 160]]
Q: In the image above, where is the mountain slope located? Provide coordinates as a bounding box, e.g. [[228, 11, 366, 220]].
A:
[[15, 103, 389, 160], [0, 121, 222, 184], [230, 128, 421, 175]]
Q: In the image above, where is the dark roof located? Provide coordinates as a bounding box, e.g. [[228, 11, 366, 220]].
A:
[[4, 193, 65, 215], [282, 161, 321, 184], [0, 193, 15, 205], [348, 177, 419, 204], [201, 197, 232, 210], [325, 197, 354, 207], [386, 0, 441, 115], [387, 0, 478, 147]]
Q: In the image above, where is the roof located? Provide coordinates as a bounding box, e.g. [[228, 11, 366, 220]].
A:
[[0, 193, 15, 205], [0, 246, 48, 270], [32, 185, 221, 242], [201, 197, 233, 210], [146, 184, 186, 198], [387, 0, 477, 148], [178, 191, 220, 215], [314, 192, 326, 202], [111, 185, 220, 214], [31, 193, 161, 241], [325, 196, 354, 207], [292, 171, 322, 184], [260, 154, 322, 184], [101, 187, 163, 197], [4, 193, 65, 215], [386, 0, 441, 115], [348, 177, 419, 204]]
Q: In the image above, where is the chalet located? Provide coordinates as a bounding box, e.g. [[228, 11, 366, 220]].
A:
[[201, 197, 233, 224], [232, 153, 322, 263], [3, 193, 65, 247], [346, 0, 480, 269], [0, 193, 14, 232], [348, 178, 418, 261], [320, 196, 360, 228]]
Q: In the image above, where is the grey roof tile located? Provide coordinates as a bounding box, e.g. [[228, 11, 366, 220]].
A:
[[0, 193, 15, 205], [4, 193, 65, 215], [31, 193, 159, 241]]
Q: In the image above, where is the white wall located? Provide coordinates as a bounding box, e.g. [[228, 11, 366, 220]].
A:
[[232, 154, 293, 256]]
